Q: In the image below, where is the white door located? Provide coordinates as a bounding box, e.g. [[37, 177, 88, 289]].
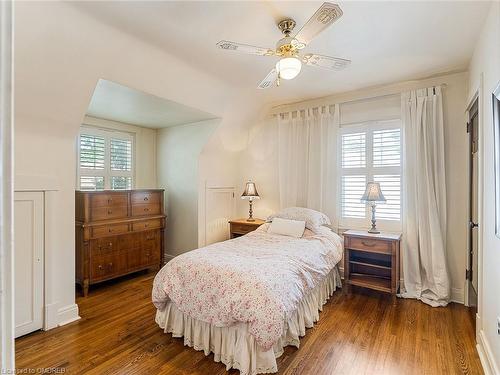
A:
[[205, 188, 235, 245], [14, 192, 44, 338]]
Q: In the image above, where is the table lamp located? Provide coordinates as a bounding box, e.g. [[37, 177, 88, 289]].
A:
[[361, 182, 386, 234], [241, 180, 260, 222]]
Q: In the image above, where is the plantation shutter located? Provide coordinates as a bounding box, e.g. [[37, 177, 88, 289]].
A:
[[339, 121, 402, 229], [77, 128, 134, 190]]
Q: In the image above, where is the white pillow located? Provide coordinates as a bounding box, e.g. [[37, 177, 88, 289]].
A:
[[268, 218, 306, 238], [267, 207, 331, 230]]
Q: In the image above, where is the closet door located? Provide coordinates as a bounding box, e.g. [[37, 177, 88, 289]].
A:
[[14, 191, 44, 338]]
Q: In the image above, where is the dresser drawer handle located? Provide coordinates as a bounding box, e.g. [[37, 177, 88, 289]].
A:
[[361, 240, 377, 247], [144, 197, 149, 201], [108, 210, 113, 215], [107, 198, 113, 204], [98, 265, 103, 270], [108, 242, 113, 247], [144, 208, 149, 212], [108, 228, 113, 233], [144, 223, 149, 228]]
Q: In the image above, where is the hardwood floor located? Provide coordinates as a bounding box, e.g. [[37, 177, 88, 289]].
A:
[[16, 271, 483, 375]]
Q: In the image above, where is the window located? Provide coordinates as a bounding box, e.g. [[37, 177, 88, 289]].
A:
[[77, 127, 134, 190], [339, 120, 401, 229]]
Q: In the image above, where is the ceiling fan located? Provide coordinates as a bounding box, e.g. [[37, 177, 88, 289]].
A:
[[216, 2, 351, 89]]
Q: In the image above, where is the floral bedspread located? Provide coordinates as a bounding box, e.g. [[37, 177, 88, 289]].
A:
[[152, 224, 343, 350]]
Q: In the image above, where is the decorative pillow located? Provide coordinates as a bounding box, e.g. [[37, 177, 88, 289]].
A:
[[267, 207, 331, 230], [268, 218, 306, 238]]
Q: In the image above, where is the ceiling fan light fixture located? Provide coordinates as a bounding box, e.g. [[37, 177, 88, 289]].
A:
[[275, 57, 302, 80]]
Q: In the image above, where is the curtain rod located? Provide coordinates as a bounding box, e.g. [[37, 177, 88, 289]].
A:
[[271, 83, 448, 115]]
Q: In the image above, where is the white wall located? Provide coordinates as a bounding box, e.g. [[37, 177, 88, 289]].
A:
[[82, 116, 157, 188], [240, 71, 470, 304], [468, 2, 500, 373], [13, 2, 266, 325], [157, 119, 218, 257]]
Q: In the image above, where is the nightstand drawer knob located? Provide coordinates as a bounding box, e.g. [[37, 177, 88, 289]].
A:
[[361, 240, 377, 247]]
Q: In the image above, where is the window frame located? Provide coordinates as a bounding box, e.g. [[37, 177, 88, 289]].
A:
[[77, 126, 135, 190], [338, 119, 402, 232]]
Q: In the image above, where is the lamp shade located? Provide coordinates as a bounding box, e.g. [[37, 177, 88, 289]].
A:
[[275, 57, 302, 80], [360, 182, 386, 203], [241, 181, 260, 200]]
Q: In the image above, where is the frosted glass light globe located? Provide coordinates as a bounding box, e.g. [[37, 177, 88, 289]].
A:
[[276, 57, 302, 80]]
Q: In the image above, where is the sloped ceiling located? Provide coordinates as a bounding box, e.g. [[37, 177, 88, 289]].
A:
[[73, 1, 490, 104], [87, 79, 217, 128]]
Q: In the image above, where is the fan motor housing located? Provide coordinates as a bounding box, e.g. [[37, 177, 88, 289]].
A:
[[278, 19, 296, 35], [276, 37, 299, 56]]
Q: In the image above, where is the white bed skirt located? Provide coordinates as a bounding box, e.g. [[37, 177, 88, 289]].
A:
[[155, 267, 341, 375]]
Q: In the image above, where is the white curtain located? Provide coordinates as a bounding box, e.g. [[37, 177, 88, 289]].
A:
[[401, 86, 450, 307], [277, 105, 339, 224]]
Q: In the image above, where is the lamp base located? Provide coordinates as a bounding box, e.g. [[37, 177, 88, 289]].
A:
[[368, 203, 380, 234], [246, 218, 255, 222]]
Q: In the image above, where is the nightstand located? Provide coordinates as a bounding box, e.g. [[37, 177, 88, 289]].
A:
[[229, 218, 266, 239], [343, 230, 401, 297]]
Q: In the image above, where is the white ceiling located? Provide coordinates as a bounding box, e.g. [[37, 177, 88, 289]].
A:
[[75, 1, 491, 104], [86, 79, 217, 128]]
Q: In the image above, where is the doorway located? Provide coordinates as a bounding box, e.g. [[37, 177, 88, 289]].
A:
[[466, 98, 479, 311]]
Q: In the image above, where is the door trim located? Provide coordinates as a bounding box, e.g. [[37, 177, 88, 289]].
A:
[[0, 0, 14, 369], [464, 75, 484, 337]]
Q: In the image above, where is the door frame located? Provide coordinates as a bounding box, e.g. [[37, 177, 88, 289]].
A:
[[464, 75, 484, 334], [0, 0, 15, 369]]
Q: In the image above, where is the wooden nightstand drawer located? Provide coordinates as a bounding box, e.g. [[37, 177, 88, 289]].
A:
[[347, 236, 392, 254], [229, 219, 265, 239], [231, 223, 254, 234]]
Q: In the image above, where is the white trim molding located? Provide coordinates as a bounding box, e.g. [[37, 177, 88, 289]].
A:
[[450, 288, 464, 304], [477, 329, 500, 375], [0, 0, 14, 370], [57, 304, 80, 327]]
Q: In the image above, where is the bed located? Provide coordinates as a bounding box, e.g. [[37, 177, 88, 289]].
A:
[[152, 210, 343, 375]]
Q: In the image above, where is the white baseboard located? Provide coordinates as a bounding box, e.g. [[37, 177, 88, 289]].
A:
[[477, 329, 499, 375], [451, 288, 464, 304], [44, 302, 59, 330], [57, 303, 80, 326]]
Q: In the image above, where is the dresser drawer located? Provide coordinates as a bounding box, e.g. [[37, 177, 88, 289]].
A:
[[143, 229, 160, 242], [132, 219, 162, 232], [131, 191, 161, 205], [91, 205, 128, 221], [142, 245, 161, 265], [90, 254, 125, 282], [131, 203, 161, 217], [91, 223, 129, 238], [347, 236, 392, 254], [90, 193, 128, 208], [90, 236, 120, 256]]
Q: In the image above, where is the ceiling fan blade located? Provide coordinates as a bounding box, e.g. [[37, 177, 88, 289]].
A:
[[216, 41, 275, 56], [302, 53, 351, 71], [293, 3, 343, 46], [258, 68, 278, 89]]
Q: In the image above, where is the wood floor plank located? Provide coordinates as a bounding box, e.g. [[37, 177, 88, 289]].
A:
[[15, 272, 484, 374]]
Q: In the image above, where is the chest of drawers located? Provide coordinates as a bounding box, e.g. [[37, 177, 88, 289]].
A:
[[75, 189, 166, 296]]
